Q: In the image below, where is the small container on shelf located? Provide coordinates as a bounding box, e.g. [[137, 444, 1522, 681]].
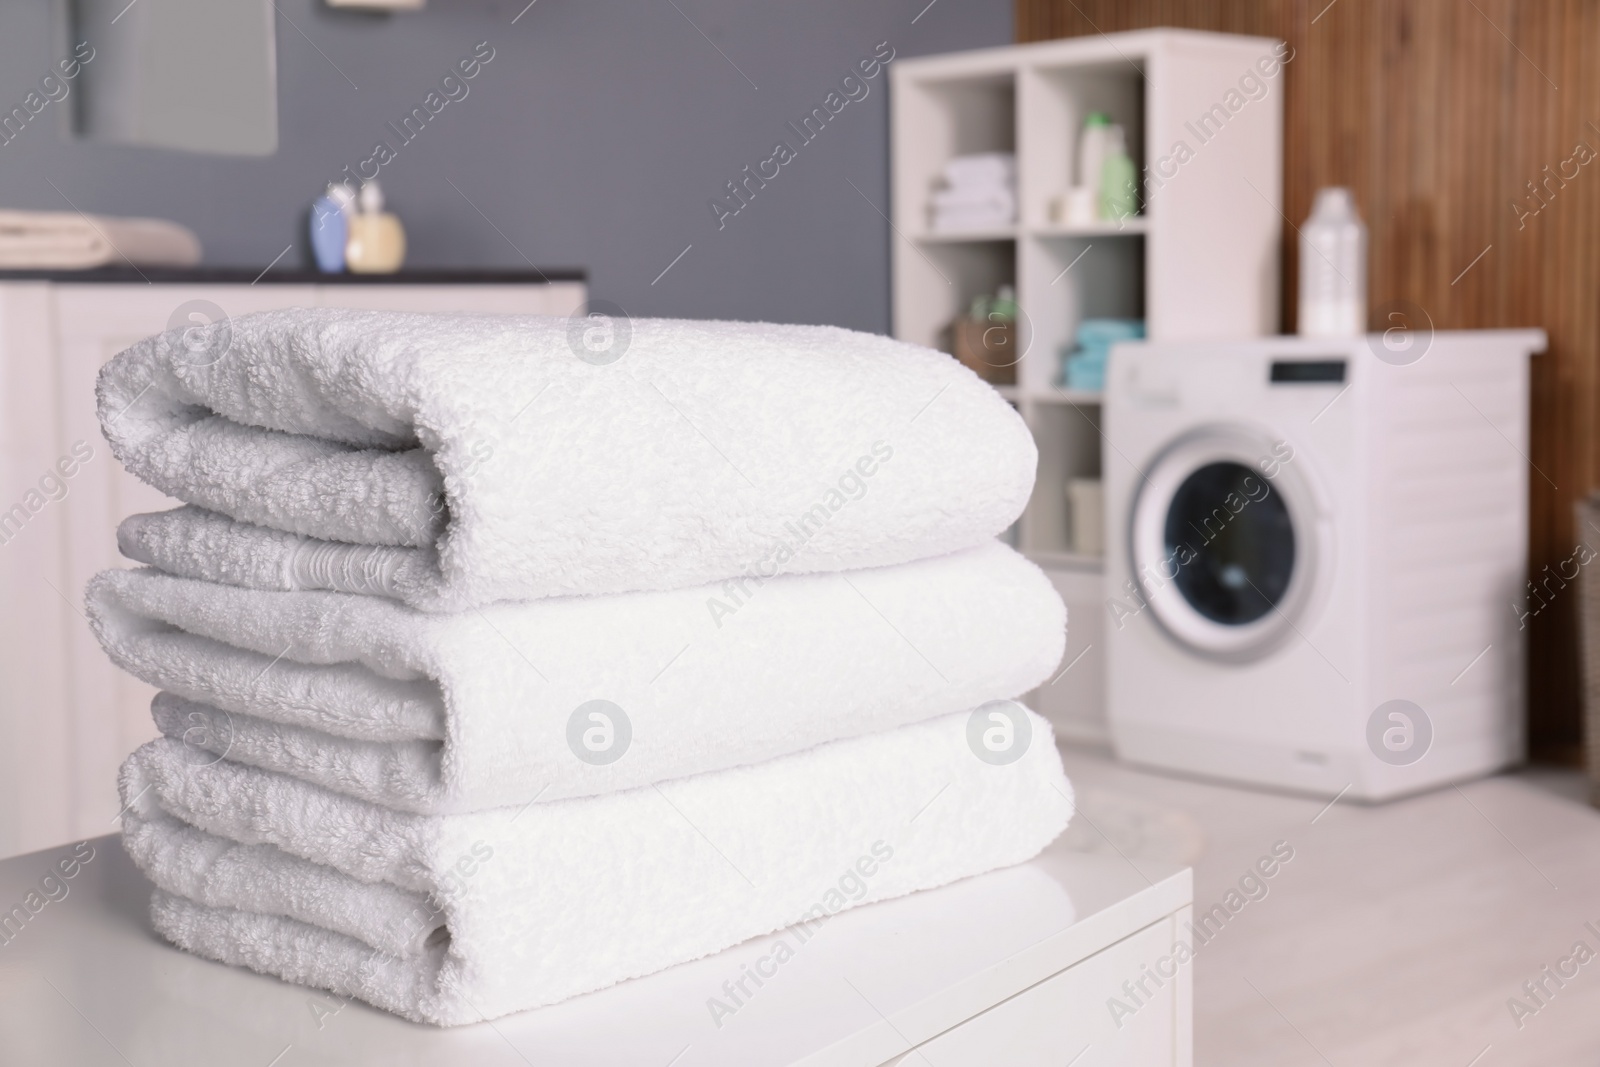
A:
[[1097, 124, 1138, 222], [1048, 187, 1100, 227], [946, 286, 1020, 385], [1065, 477, 1105, 556], [346, 180, 406, 274], [309, 183, 356, 273]]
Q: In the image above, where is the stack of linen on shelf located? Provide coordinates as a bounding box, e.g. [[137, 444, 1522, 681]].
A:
[[929, 152, 1017, 233], [1061, 317, 1146, 392], [89, 308, 1073, 1026], [0, 209, 201, 268]]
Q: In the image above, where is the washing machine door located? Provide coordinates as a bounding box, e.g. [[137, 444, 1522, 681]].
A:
[[1129, 425, 1320, 660]]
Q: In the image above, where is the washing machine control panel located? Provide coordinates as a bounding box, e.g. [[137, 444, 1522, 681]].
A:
[[1268, 358, 1346, 383]]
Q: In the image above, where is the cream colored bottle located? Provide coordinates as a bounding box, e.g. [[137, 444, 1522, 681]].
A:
[[346, 180, 406, 273]]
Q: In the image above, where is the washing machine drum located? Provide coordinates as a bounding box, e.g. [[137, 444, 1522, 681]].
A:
[[1129, 427, 1319, 661]]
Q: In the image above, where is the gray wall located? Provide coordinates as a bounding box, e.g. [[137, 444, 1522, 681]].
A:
[[0, 0, 1012, 333]]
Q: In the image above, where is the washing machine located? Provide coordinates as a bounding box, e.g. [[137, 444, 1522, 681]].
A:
[[1104, 330, 1545, 799]]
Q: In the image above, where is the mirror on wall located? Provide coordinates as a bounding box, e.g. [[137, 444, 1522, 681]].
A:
[[68, 0, 277, 156]]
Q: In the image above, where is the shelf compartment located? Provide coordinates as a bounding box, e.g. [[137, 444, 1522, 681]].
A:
[[1015, 233, 1144, 395], [893, 239, 1015, 353], [1020, 60, 1147, 231], [1018, 400, 1103, 560], [892, 69, 1018, 241]]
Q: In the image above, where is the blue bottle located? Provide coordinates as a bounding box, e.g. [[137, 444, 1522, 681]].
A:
[[309, 183, 355, 273]]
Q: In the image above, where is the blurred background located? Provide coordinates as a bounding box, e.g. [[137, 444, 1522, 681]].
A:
[[0, 1, 1009, 329], [3, 1, 1600, 1062]]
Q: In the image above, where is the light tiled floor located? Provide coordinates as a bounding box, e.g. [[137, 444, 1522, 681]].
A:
[[1056, 742, 1600, 1067]]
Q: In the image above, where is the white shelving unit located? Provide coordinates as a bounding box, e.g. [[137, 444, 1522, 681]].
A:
[[891, 29, 1284, 740]]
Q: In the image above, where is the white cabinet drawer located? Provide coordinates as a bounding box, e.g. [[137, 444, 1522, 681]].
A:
[[891, 912, 1189, 1067]]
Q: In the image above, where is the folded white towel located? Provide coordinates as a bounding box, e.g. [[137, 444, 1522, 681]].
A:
[[121, 707, 1073, 1025], [932, 206, 1018, 233], [0, 209, 202, 269], [941, 152, 1016, 189], [89, 541, 1065, 813], [97, 308, 1035, 610], [931, 187, 1017, 214]]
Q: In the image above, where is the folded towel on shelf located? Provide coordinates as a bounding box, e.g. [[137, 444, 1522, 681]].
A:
[[941, 153, 1016, 189], [88, 541, 1066, 813], [930, 153, 1017, 232], [0, 209, 201, 269], [931, 206, 1017, 233], [930, 189, 1017, 233], [98, 308, 1036, 611], [931, 187, 1018, 215], [121, 707, 1074, 1025], [1060, 319, 1145, 392]]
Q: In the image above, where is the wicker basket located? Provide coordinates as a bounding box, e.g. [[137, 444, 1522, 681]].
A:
[[1574, 493, 1600, 806], [946, 317, 1018, 385]]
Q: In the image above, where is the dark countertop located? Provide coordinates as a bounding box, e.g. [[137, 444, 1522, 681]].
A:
[[0, 267, 586, 285]]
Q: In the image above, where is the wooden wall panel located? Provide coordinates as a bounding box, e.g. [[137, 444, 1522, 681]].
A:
[[1017, 0, 1600, 758]]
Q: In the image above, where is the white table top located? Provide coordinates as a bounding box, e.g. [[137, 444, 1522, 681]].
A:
[[0, 831, 1189, 1065]]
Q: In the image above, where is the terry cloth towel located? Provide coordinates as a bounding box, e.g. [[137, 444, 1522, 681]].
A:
[[88, 541, 1066, 813], [941, 153, 1016, 188], [120, 707, 1073, 1025], [931, 194, 1017, 233], [97, 308, 1037, 611], [0, 209, 201, 268], [932, 206, 1016, 233], [931, 187, 1017, 216]]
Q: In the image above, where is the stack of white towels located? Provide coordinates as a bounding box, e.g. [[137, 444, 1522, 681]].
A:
[[0, 209, 201, 269], [929, 152, 1017, 233], [89, 308, 1073, 1026]]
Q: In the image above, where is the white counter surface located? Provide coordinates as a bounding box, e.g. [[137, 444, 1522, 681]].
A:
[[0, 829, 1188, 1065]]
